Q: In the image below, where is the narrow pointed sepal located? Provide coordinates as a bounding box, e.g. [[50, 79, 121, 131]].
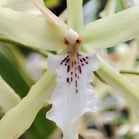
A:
[[46, 52, 99, 139], [32, 0, 67, 28]]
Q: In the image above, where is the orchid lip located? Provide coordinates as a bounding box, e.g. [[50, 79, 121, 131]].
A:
[[46, 51, 99, 139], [60, 52, 89, 94]]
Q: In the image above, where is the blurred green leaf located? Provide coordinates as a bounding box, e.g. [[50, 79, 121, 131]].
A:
[[0, 47, 29, 97], [0, 77, 20, 113], [0, 44, 34, 85], [26, 108, 56, 139]]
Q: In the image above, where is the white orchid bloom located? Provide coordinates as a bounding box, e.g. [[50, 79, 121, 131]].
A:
[[0, 0, 139, 139], [46, 29, 99, 139]]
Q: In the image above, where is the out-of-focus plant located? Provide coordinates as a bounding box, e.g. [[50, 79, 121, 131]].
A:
[[0, 0, 139, 139]]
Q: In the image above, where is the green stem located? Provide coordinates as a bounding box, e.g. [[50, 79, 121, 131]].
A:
[[101, 0, 116, 16], [6, 44, 35, 86], [96, 56, 139, 117], [0, 71, 55, 139], [120, 70, 139, 75], [67, 0, 83, 32], [120, 0, 128, 9]]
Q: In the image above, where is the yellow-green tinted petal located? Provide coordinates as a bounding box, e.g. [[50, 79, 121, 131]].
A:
[[0, 72, 55, 139], [2, 0, 42, 15], [0, 77, 20, 113], [82, 6, 139, 51], [0, 7, 67, 51], [67, 0, 83, 32]]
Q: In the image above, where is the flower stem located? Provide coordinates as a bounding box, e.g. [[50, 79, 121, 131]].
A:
[[120, 70, 139, 75], [120, 0, 128, 9], [96, 56, 139, 117], [67, 0, 83, 32], [101, 0, 116, 17]]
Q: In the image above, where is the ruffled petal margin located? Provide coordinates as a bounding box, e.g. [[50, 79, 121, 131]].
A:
[[46, 52, 99, 139]]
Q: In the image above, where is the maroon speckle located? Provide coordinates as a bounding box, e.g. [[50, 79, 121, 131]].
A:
[[60, 55, 69, 65], [83, 58, 86, 62], [65, 58, 70, 63], [71, 77, 73, 82], [67, 65, 70, 72], [78, 65, 82, 73], [80, 59, 83, 62], [67, 78, 70, 83], [60, 52, 89, 94]]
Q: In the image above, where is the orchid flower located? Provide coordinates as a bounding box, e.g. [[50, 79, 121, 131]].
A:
[[0, 0, 139, 139], [31, 1, 100, 138], [47, 29, 99, 139]]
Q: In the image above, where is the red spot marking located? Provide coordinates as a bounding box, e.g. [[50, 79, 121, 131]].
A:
[[86, 56, 89, 59], [67, 65, 70, 72], [76, 89, 78, 93], [80, 59, 83, 62], [71, 72, 73, 75], [78, 65, 82, 73], [60, 56, 69, 65], [65, 58, 70, 64], [67, 78, 70, 83], [71, 77, 73, 82], [83, 58, 86, 62]]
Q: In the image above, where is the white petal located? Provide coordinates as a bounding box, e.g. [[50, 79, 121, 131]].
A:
[[46, 53, 99, 139]]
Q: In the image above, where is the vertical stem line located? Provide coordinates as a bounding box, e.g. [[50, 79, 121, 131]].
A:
[[96, 56, 139, 117], [67, 0, 84, 32], [101, 0, 116, 17]]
